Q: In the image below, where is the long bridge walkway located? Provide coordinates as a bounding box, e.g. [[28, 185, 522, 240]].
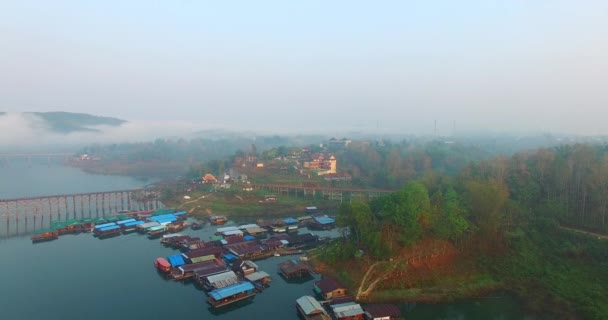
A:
[[251, 183, 394, 202], [0, 189, 161, 238]]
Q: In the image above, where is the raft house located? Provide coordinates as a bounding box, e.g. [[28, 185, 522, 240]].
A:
[[314, 277, 348, 300], [278, 259, 313, 279], [308, 216, 336, 230], [31, 228, 59, 242], [296, 296, 331, 320], [207, 281, 256, 308], [331, 302, 365, 320]]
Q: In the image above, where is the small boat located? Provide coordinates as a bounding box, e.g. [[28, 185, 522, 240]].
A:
[[191, 222, 203, 230], [154, 257, 171, 273], [209, 215, 228, 225]]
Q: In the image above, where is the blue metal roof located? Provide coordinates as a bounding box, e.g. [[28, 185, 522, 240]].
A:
[[224, 253, 237, 261], [116, 219, 136, 225], [315, 217, 335, 225], [173, 211, 187, 216], [148, 214, 176, 221], [156, 218, 177, 224], [168, 254, 186, 267], [243, 235, 255, 241], [283, 217, 299, 225], [94, 222, 117, 229], [123, 220, 144, 227], [99, 225, 121, 231], [209, 282, 254, 300]]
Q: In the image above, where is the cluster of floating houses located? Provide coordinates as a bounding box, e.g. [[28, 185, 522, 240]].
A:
[[296, 277, 402, 320], [151, 216, 334, 309], [31, 208, 189, 242], [30, 206, 398, 318]]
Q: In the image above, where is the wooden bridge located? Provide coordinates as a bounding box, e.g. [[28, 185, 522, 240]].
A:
[[251, 183, 394, 202], [0, 189, 162, 238]]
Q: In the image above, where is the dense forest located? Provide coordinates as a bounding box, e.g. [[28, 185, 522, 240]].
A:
[[317, 143, 608, 320]]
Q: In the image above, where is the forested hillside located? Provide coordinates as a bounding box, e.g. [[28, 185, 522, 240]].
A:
[[317, 143, 608, 320]]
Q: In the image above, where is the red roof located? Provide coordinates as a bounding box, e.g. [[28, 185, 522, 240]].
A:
[[155, 257, 171, 269]]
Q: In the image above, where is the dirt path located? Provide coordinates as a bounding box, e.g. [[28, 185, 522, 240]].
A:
[[560, 226, 608, 240], [177, 193, 213, 210]]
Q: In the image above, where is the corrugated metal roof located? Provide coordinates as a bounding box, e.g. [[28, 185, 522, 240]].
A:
[[223, 230, 243, 236], [209, 282, 254, 300], [95, 222, 117, 229], [332, 302, 364, 318], [216, 226, 240, 233], [207, 271, 238, 288], [147, 225, 166, 232], [283, 217, 299, 224], [168, 254, 186, 267], [296, 296, 324, 315], [315, 216, 335, 225], [190, 255, 216, 263], [124, 220, 144, 227], [99, 225, 120, 231], [238, 224, 259, 229], [148, 214, 176, 221], [245, 271, 270, 282], [116, 219, 136, 225], [137, 222, 159, 229]]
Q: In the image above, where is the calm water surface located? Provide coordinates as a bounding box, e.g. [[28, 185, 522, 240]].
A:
[[0, 162, 535, 319]]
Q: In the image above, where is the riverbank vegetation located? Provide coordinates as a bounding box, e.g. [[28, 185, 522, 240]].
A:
[[312, 144, 608, 320]]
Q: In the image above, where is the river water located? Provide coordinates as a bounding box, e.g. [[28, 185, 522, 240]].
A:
[[0, 162, 537, 319]]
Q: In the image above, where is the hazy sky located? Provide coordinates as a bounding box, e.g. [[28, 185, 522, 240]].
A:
[[1, 1, 607, 135]]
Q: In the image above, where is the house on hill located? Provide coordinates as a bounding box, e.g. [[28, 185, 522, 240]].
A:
[[202, 174, 218, 184], [303, 154, 337, 175]]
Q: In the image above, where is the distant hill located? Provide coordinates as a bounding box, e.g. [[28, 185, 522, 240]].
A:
[[1, 111, 127, 133]]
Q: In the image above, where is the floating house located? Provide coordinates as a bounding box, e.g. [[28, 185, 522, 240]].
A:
[[278, 259, 312, 279], [296, 296, 331, 320], [166, 221, 188, 233], [65, 219, 86, 233], [270, 221, 287, 233], [31, 229, 59, 242], [225, 241, 268, 260], [309, 216, 336, 230], [147, 225, 166, 237], [94, 225, 122, 238], [215, 226, 240, 235], [244, 226, 267, 237], [202, 270, 239, 290], [283, 217, 299, 232], [121, 220, 144, 233], [245, 271, 271, 287], [193, 261, 230, 285], [363, 304, 402, 320], [314, 278, 348, 300], [231, 259, 258, 276], [331, 302, 365, 320], [207, 281, 256, 308], [136, 221, 160, 233], [184, 246, 224, 263], [170, 261, 223, 281]]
